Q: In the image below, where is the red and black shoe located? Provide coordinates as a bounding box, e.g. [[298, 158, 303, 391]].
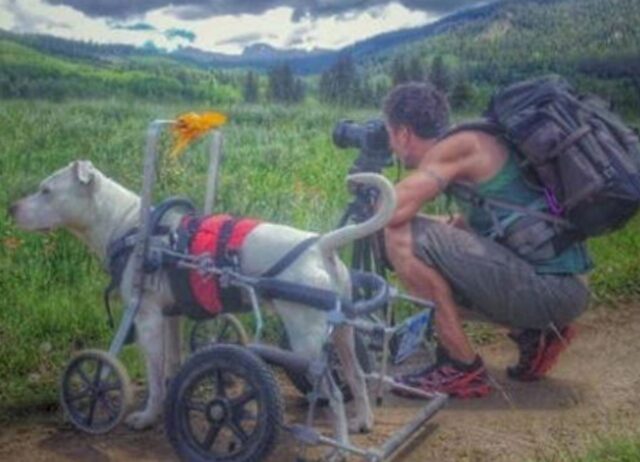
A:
[[392, 347, 492, 399], [507, 324, 577, 381]]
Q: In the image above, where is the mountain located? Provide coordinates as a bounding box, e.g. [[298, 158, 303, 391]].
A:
[[1, 0, 638, 110], [0, 2, 500, 75], [168, 2, 501, 74]]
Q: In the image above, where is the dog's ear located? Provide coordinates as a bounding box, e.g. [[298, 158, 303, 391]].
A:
[[73, 160, 95, 185]]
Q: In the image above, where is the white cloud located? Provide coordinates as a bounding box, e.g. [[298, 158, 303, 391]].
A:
[[0, 0, 437, 54]]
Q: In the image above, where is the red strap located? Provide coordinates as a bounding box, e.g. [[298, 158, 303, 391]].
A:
[[188, 215, 260, 314]]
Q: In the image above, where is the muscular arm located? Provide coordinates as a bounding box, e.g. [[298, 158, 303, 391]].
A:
[[388, 137, 476, 228]]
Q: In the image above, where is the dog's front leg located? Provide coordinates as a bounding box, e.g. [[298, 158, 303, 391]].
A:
[[126, 299, 166, 430], [164, 315, 182, 382]]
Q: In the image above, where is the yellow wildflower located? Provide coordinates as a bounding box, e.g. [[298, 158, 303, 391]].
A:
[[170, 111, 227, 159]]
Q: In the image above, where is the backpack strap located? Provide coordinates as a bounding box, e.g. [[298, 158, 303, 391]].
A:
[[439, 119, 505, 141], [447, 182, 571, 230]]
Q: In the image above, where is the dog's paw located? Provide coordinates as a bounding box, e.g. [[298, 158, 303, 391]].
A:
[[125, 410, 158, 430], [348, 414, 374, 434]]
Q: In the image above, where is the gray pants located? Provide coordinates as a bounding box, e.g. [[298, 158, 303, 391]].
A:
[[412, 217, 590, 330]]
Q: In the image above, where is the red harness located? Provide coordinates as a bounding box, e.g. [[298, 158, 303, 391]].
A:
[[171, 214, 260, 316]]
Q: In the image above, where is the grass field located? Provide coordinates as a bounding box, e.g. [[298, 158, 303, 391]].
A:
[[1, 98, 639, 415]]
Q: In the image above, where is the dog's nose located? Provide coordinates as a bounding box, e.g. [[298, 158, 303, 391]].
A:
[[8, 203, 17, 217]]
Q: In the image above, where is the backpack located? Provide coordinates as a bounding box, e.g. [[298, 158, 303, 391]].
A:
[[446, 74, 640, 261]]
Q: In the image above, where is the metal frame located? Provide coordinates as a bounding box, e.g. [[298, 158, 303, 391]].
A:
[[71, 118, 447, 461]]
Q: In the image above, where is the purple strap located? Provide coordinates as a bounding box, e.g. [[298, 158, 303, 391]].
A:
[[544, 187, 564, 216]]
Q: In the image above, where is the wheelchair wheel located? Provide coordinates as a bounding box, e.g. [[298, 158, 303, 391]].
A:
[[166, 344, 283, 462], [189, 314, 249, 352], [282, 330, 373, 403], [60, 349, 133, 434]]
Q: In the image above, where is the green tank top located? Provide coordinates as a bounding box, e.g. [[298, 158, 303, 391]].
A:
[[453, 151, 593, 275]]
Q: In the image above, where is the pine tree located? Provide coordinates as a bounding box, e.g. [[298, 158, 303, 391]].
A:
[[449, 72, 474, 110], [319, 54, 361, 105], [391, 57, 409, 86], [407, 56, 424, 82], [243, 71, 259, 103], [267, 63, 305, 104], [430, 55, 451, 94]]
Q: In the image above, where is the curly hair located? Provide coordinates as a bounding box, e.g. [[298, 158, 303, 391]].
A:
[[382, 82, 450, 139]]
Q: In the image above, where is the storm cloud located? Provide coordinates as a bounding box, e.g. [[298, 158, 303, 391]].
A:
[[44, 0, 486, 21]]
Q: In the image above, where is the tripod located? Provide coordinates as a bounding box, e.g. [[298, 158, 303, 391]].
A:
[[338, 180, 389, 278], [338, 161, 439, 366]]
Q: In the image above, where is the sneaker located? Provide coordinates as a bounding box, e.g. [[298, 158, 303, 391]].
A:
[[392, 347, 492, 399], [507, 325, 577, 381]]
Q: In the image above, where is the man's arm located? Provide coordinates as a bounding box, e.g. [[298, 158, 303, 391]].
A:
[[388, 138, 475, 228]]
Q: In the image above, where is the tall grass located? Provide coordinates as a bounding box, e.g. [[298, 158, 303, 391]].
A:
[[0, 99, 375, 410], [1, 98, 639, 412]]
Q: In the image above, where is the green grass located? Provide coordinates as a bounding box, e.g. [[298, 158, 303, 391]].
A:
[[576, 437, 640, 462], [0, 98, 375, 411], [1, 98, 639, 414], [535, 434, 640, 462]]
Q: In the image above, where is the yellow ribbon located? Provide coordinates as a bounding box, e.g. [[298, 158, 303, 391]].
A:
[[170, 111, 228, 158]]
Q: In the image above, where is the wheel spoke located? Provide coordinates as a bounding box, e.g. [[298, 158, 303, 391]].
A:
[[76, 366, 93, 386], [214, 369, 227, 397], [101, 382, 121, 393], [85, 395, 100, 426], [67, 387, 92, 403], [227, 421, 249, 443], [185, 400, 207, 414], [231, 389, 256, 410], [98, 394, 119, 417], [92, 361, 104, 387], [202, 421, 223, 449]]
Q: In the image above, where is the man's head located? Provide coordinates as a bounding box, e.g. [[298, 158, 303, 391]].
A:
[[382, 82, 450, 168]]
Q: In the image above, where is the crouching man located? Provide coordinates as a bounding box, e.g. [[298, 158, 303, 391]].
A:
[[382, 82, 592, 398]]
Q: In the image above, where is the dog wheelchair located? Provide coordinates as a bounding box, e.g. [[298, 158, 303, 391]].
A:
[[58, 119, 448, 461]]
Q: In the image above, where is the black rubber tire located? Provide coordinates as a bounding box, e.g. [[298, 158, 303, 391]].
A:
[[281, 330, 373, 403], [60, 349, 133, 434], [165, 344, 283, 462]]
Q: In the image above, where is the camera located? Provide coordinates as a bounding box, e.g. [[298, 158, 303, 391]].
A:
[[333, 119, 393, 173]]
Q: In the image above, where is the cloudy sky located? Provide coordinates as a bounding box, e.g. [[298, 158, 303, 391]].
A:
[[0, 0, 486, 55]]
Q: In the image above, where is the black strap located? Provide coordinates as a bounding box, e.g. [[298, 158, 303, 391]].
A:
[[102, 198, 193, 330], [262, 236, 320, 278], [215, 217, 239, 268], [447, 182, 571, 228], [439, 119, 505, 142]]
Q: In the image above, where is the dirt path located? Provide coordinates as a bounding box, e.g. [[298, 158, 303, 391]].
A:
[[1, 304, 639, 462]]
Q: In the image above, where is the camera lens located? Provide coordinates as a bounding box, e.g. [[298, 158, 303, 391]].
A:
[[332, 120, 360, 149]]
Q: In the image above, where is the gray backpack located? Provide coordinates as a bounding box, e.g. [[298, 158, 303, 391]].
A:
[[446, 74, 640, 261]]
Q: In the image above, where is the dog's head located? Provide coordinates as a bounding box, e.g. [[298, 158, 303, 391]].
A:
[[9, 160, 100, 232]]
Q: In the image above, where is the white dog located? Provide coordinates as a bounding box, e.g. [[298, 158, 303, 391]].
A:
[[10, 160, 396, 443]]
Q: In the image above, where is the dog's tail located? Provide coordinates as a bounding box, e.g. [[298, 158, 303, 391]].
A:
[[317, 173, 397, 256]]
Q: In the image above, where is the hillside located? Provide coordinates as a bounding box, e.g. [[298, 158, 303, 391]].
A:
[[0, 0, 639, 109], [364, 0, 640, 110], [0, 37, 241, 102]]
